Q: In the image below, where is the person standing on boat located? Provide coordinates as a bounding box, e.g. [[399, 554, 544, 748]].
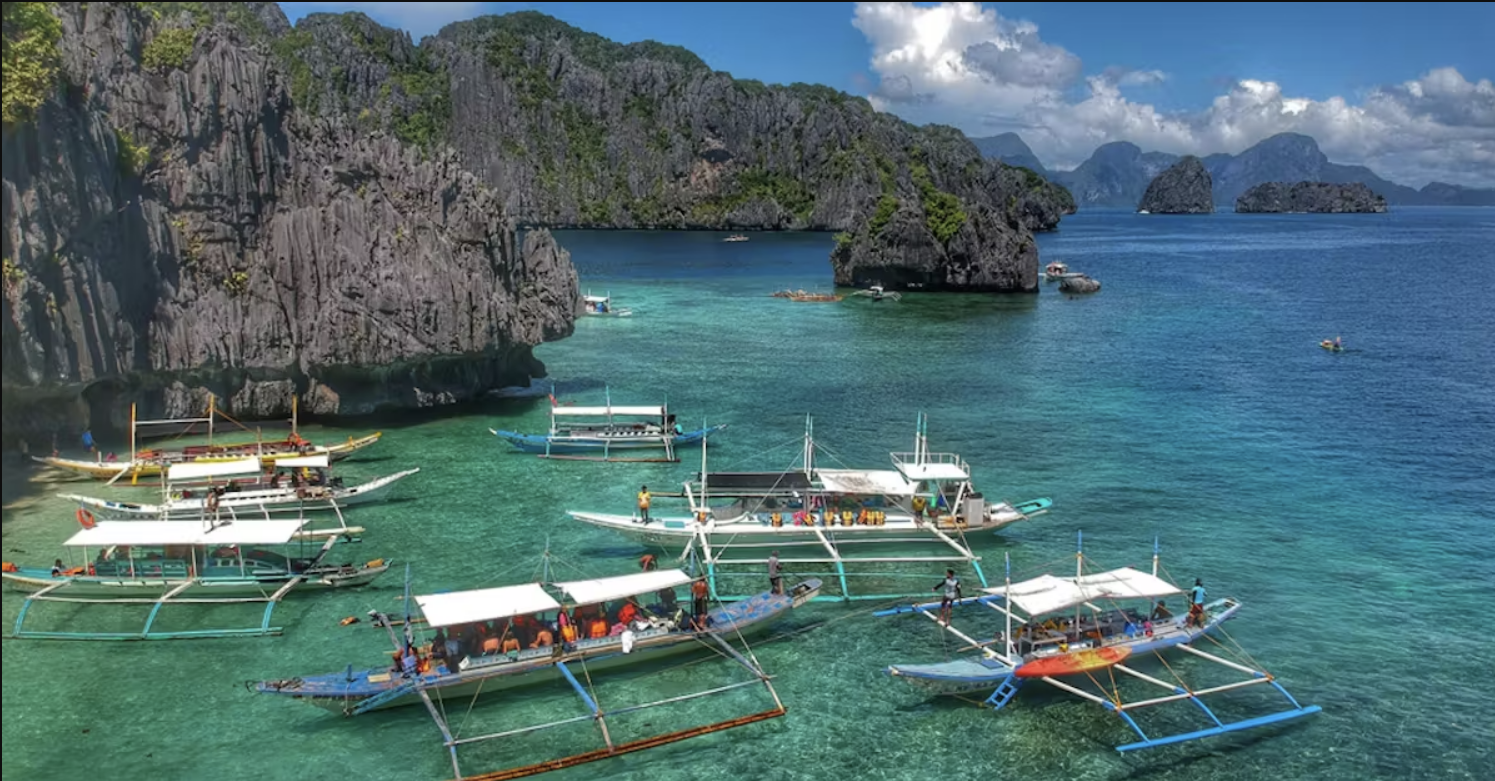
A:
[[936, 569, 962, 625], [81, 429, 95, 454], [768, 551, 782, 595], [691, 577, 710, 629], [911, 495, 927, 526], [636, 485, 652, 524], [1187, 579, 1207, 627]]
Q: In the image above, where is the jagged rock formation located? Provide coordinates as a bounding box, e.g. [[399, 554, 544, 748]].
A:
[[1235, 182, 1389, 213], [1049, 141, 1179, 209], [1059, 275, 1100, 294], [2, 3, 577, 441], [278, 11, 1075, 291], [1138, 157, 1214, 214], [970, 133, 1048, 176]]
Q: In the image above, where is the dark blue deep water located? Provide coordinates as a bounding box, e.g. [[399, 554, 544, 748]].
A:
[[4, 207, 1492, 781]]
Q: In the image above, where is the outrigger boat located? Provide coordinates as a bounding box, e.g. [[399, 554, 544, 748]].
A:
[[568, 413, 1051, 601], [877, 534, 1321, 753], [491, 388, 726, 462], [3, 517, 388, 640], [60, 455, 419, 521], [254, 558, 815, 779], [581, 291, 632, 317], [32, 397, 381, 483], [1321, 336, 1344, 352]]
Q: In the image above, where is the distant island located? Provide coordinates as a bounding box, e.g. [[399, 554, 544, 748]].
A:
[[1138, 157, 1214, 214], [1236, 182, 1388, 214], [971, 131, 1495, 208]]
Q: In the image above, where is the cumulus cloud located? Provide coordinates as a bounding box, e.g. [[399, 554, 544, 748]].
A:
[[852, 2, 1495, 188], [288, 2, 485, 39]]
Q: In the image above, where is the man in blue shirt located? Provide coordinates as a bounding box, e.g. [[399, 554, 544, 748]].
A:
[[1187, 579, 1207, 627], [81, 429, 95, 453]]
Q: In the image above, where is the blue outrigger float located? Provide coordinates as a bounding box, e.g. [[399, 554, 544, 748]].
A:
[[254, 558, 816, 780], [877, 534, 1321, 753], [491, 388, 726, 462]]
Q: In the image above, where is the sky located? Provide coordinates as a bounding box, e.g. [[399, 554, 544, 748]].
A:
[[277, 2, 1495, 188]]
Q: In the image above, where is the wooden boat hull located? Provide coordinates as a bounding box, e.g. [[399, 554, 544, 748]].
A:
[[255, 579, 822, 714], [3, 563, 390, 597], [492, 424, 726, 455], [567, 499, 1046, 551], [61, 468, 419, 520], [32, 433, 384, 482]]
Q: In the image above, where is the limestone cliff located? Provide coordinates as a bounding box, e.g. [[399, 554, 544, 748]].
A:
[[1137, 156, 1214, 214], [1235, 182, 1388, 213], [277, 11, 1076, 291], [1, 3, 577, 440]]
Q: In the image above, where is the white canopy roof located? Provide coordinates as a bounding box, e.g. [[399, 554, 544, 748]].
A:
[[816, 469, 917, 497], [273, 454, 330, 469], [553, 569, 693, 606], [984, 567, 1182, 616], [894, 461, 970, 482], [64, 519, 306, 548], [167, 457, 262, 482], [582, 294, 610, 303], [415, 583, 562, 629], [553, 405, 666, 418]]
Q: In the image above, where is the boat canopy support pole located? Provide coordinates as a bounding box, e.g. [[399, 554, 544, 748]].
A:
[[141, 579, 199, 636]]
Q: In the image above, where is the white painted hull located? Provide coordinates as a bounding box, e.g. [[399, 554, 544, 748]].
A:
[[566, 510, 1028, 552], [63, 469, 419, 520]]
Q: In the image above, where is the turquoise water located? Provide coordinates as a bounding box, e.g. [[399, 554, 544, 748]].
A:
[[4, 209, 1492, 780]]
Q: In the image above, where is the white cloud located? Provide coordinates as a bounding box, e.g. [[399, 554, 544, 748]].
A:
[[852, 2, 1495, 188], [291, 2, 485, 40]]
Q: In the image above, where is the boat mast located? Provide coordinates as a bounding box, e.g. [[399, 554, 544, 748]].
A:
[[1152, 536, 1160, 577], [802, 414, 815, 479], [207, 394, 215, 446], [1004, 552, 1013, 660], [1074, 531, 1084, 633], [699, 417, 710, 513], [291, 393, 299, 436], [129, 402, 137, 461]]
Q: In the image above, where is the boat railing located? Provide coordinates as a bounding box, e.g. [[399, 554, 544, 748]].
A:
[[889, 450, 970, 475]]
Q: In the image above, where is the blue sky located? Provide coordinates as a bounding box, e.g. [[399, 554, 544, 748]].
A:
[[276, 2, 1495, 187]]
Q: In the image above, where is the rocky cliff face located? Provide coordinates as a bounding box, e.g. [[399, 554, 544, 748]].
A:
[[1050, 141, 1180, 209], [1138, 157, 1214, 214], [279, 11, 1076, 292], [2, 3, 577, 440], [1235, 182, 1388, 213]]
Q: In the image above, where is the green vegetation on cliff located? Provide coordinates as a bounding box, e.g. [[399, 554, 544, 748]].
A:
[[1, 2, 63, 125]]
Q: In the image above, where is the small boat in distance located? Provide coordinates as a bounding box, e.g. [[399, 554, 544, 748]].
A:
[[878, 535, 1321, 753], [581, 291, 632, 317], [1044, 261, 1082, 282], [771, 289, 843, 302], [491, 388, 726, 462], [849, 284, 901, 302], [1321, 336, 1343, 352], [723, 234, 750, 242]]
